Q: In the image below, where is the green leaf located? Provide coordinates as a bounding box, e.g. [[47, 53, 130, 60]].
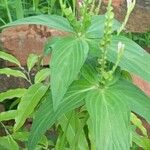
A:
[[34, 68, 50, 84], [86, 88, 131, 150], [59, 112, 88, 150], [81, 62, 99, 84], [14, 83, 48, 131], [132, 132, 150, 150], [44, 36, 62, 55], [28, 80, 95, 150], [12, 132, 29, 141], [1, 15, 74, 32], [0, 136, 19, 150], [109, 79, 150, 123], [85, 15, 121, 38], [107, 36, 150, 82], [0, 88, 27, 102], [27, 54, 38, 72], [0, 110, 17, 121], [0, 51, 20, 66], [0, 68, 27, 79], [51, 36, 89, 110], [131, 113, 148, 137]]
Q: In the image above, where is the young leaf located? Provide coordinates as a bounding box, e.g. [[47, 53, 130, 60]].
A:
[[0, 68, 27, 79], [27, 54, 38, 72], [107, 36, 150, 83], [28, 80, 95, 150], [86, 89, 131, 150], [131, 113, 148, 137], [34, 68, 50, 84], [51, 36, 89, 110], [0, 110, 17, 121], [14, 83, 48, 131], [0, 88, 27, 102], [0, 136, 19, 150], [1, 15, 74, 32], [81, 62, 99, 84], [132, 132, 150, 150], [0, 51, 20, 66], [85, 15, 121, 38], [59, 112, 88, 149]]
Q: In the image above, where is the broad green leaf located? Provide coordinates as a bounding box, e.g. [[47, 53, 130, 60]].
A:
[[0, 110, 17, 121], [34, 68, 50, 84], [14, 83, 48, 131], [0, 88, 27, 102], [0, 68, 27, 79], [131, 113, 148, 137], [28, 80, 95, 150], [51, 36, 89, 110], [132, 132, 150, 150], [0, 136, 19, 150], [27, 54, 38, 72], [1, 15, 74, 32], [85, 15, 121, 38], [0, 51, 20, 66], [107, 36, 150, 82], [59, 112, 88, 150], [109, 79, 150, 123], [86, 88, 131, 150]]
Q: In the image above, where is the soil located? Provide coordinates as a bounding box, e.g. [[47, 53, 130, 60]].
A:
[[0, 25, 66, 66]]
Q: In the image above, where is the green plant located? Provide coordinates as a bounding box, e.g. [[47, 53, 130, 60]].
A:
[[122, 30, 150, 48], [1, 0, 150, 149], [0, 0, 74, 27], [0, 51, 51, 149]]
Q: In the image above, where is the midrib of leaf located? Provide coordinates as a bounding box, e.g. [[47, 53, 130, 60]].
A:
[[101, 91, 113, 147]]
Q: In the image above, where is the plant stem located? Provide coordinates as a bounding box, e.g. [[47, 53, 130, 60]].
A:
[[0, 18, 6, 25], [100, 0, 112, 68], [20, 66, 32, 85], [4, 0, 12, 22], [117, 10, 130, 35], [95, 0, 102, 15], [90, 0, 96, 14]]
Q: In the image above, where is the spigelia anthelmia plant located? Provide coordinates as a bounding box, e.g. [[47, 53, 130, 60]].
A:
[[1, 0, 150, 149]]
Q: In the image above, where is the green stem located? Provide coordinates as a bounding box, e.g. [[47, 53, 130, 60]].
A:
[[95, 0, 102, 15], [90, 0, 96, 14], [99, 0, 113, 82], [0, 18, 6, 25], [117, 10, 130, 35], [72, 0, 76, 15], [4, 0, 12, 22], [20, 66, 32, 85]]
